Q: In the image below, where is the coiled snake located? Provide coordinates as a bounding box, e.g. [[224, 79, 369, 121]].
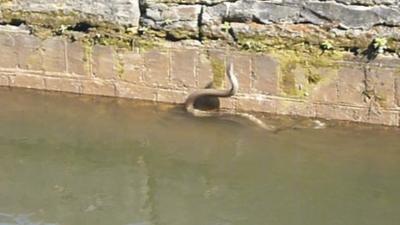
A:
[[185, 63, 276, 131]]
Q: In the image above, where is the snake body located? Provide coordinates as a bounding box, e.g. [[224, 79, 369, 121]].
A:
[[185, 63, 276, 131]]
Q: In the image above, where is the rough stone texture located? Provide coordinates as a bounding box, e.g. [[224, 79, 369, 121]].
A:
[[337, 66, 366, 106], [45, 77, 81, 93], [157, 88, 187, 104], [42, 37, 67, 74], [171, 49, 197, 88], [236, 96, 277, 114], [302, 2, 400, 29], [316, 104, 399, 126], [120, 51, 143, 83], [2, 0, 140, 26], [252, 54, 279, 95], [276, 100, 317, 118], [232, 54, 251, 93], [115, 81, 157, 101], [363, 66, 395, 108], [12, 74, 45, 89], [15, 34, 43, 71], [92, 45, 116, 80], [67, 41, 89, 76], [196, 52, 214, 88], [0, 76, 9, 86], [0, 32, 18, 69], [310, 68, 339, 104], [143, 50, 170, 87], [395, 77, 400, 108], [81, 80, 116, 97], [142, 4, 201, 40]]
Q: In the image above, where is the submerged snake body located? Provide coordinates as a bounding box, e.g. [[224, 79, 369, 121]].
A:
[[185, 64, 275, 131]]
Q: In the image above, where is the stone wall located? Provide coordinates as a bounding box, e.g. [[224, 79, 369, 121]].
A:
[[0, 0, 400, 126]]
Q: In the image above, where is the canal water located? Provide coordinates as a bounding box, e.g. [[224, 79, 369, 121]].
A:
[[0, 88, 399, 225]]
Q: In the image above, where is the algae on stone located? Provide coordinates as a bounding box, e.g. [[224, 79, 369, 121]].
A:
[[210, 57, 225, 89]]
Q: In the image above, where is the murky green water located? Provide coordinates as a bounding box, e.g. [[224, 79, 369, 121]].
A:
[[0, 88, 399, 225]]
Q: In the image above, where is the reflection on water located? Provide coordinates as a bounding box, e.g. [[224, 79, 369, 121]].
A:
[[0, 213, 57, 225], [0, 88, 399, 225]]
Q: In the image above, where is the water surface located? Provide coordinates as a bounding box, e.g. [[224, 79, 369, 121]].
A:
[[0, 88, 399, 225]]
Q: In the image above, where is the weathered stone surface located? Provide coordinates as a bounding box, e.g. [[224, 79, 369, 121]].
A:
[[81, 80, 115, 97], [120, 51, 143, 83], [232, 53, 251, 93], [157, 88, 187, 104], [228, 1, 300, 24], [92, 45, 116, 80], [67, 41, 89, 76], [201, 3, 230, 39], [363, 67, 395, 108], [171, 49, 197, 88], [252, 54, 279, 95], [115, 81, 157, 101], [143, 4, 201, 39], [309, 68, 339, 104], [395, 77, 400, 108], [219, 97, 236, 110], [236, 96, 277, 114], [276, 100, 316, 117], [144, 0, 225, 4], [336, 0, 397, 6], [0, 76, 9, 86], [0, 32, 18, 68], [316, 104, 398, 126], [45, 77, 81, 93], [361, 109, 399, 126], [15, 34, 43, 71], [316, 104, 366, 122], [4, 0, 140, 26], [143, 50, 170, 87], [197, 52, 214, 88], [42, 37, 67, 73], [12, 74, 45, 89], [208, 50, 226, 88], [302, 2, 400, 29], [337, 66, 366, 106]]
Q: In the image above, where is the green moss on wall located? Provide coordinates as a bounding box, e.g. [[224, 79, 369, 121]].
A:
[[210, 57, 225, 89], [269, 47, 343, 97]]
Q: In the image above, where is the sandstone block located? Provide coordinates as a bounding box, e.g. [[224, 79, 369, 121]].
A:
[[115, 81, 157, 101], [232, 53, 251, 93], [395, 77, 400, 108], [196, 52, 214, 88], [120, 51, 143, 83], [0, 76, 9, 86], [67, 41, 90, 76], [45, 77, 81, 94], [337, 66, 366, 106], [15, 34, 43, 71], [143, 50, 170, 87], [42, 37, 67, 73], [276, 100, 316, 117], [0, 32, 18, 69], [236, 96, 277, 114], [12, 74, 45, 89], [252, 54, 279, 95], [157, 88, 187, 104], [171, 49, 197, 88], [363, 67, 395, 108], [92, 45, 116, 79], [310, 68, 339, 104], [81, 80, 115, 97]]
